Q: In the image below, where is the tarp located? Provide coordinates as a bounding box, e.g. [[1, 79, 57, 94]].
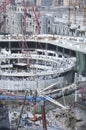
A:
[[0, 95, 43, 102]]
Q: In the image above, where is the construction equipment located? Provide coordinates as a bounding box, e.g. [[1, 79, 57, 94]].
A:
[[22, 0, 27, 35], [19, 0, 40, 67], [32, 6, 40, 34], [22, 0, 40, 35], [18, 0, 30, 67]]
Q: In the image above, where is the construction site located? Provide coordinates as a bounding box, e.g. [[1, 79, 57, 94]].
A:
[[0, 0, 86, 130]]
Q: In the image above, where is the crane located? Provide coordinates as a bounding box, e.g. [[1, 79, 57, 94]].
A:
[[32, 6, 40, 34], [17, 0, 30, 68], [22, 0, 40, 35], [19, 0, 28, 50], [0, 0, 12, 34], [22, 0, 27, 35], [0, 81, 79, 130], [18, 0, 40, 67]]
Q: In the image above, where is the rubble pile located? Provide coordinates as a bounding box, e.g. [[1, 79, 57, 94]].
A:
[[46, 108, 86, 130]]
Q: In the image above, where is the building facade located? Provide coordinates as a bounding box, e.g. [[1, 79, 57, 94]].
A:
[[63, 0, 85, 6], [15, 0, 36, 6], [42, 0, 52, 6], [36, 0, 42, 6], [52, 0, 63, 6]]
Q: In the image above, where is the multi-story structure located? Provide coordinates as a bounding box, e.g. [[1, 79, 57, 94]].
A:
[[15, 0, 36, 6], [16, 5, 40, 34], [63, 0, 85, 6], [0, 1, 40, 35], [36, 0, 42, 6], [40, 4, 86, 37], [63, 0, 69, 6], [42, 0, 52, 6], [6, 7, 22, 34], [0, 0, 86, 36], [40, 14, 54, 34], [52, 0, 58, 6]]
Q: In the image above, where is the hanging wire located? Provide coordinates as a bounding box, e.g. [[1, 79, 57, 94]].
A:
[[60, 79, 67, 107], [16, 90, 28, 130]]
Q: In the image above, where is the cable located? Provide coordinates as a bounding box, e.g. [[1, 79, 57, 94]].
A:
[[16, 90, 28, 130]]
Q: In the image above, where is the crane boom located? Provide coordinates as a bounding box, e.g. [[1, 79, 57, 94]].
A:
[[32, 6, 40, 34], [22, 0, 27, 35], [0, 0, 12, 12]]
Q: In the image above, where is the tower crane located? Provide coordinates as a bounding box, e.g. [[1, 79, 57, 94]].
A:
[[18, 0, 34, 67], [18, 0, 28, 53], [22, 0, 40, 35], [19, 0, 40, 65], [32, 6, 40, 34], [18, 1, 40, 69], [22, 0, 27, 35], [0, 0, 12, 34]]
